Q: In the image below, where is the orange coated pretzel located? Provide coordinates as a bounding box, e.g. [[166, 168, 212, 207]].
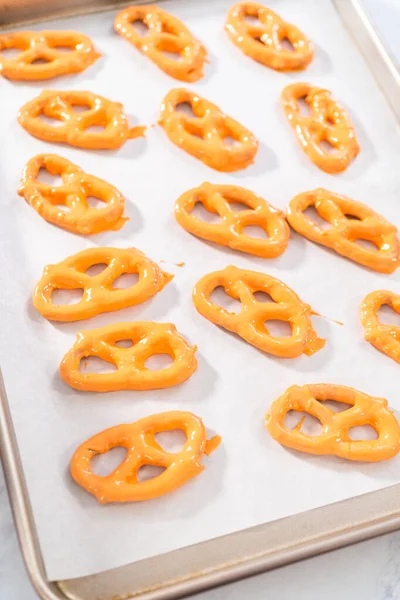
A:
[[160, 88, 258, 172], [0, 31, 100, 81], [361, 290, 400, 364], [114, 5, 207, 82], [18, 90, 146, 150], [60, 321, 197, 392], [175, 182, 289, 258], [287, 188, 400, 273], [266, 384, 400, 462], [225, 3, 314, 71], [192, 266, 325, 358], [70, 411, 221, 503], [33, 247, 172, 322], [282, 83, 359, 174], [19, 154, 127, 235]]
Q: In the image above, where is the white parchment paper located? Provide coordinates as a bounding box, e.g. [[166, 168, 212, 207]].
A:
[[1, 0, 400, 581]]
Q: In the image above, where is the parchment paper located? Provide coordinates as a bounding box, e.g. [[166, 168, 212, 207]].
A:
[[1, 0, 400, 581]]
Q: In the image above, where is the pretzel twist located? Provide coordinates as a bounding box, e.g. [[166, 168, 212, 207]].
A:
[[266, 384, 400, 462], [70, 411, 221, 503], [192, 266, 325, 358], [225, 2, 314, 71], [114, 5, 207, 82], [282, 83, 359, 173], [175, 183, 289, 258], [287, 188, 400, 273], [160, 88, 258, 172], [19, 154, 127, 235], [361, 290, 400, 363], [0, 31, 100, 80], [33, 247, 172, 322], [60, 321, 197, 391], [18, 90, 146, 150]]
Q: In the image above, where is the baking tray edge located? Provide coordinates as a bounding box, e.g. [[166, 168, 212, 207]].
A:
[[0, 0, 400, 598]]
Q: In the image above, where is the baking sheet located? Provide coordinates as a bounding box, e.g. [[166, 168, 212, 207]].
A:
[[1, 0, 400, 583]]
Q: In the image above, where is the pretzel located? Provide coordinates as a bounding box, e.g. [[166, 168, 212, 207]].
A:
[[0, 31, 100, 81], [266, 384, 400, 462], [18, 90, 146, 150], [287, 188, 400, 273], [18, 154, 127, 235], [60, 321, 197, 392], [159, 88, 258, 172], [175, 182, 289, 258], [281, 83, 359, 173], [114, 5, 207, 82], [361, 290, 400, 364], [225, 3, 314, 71], [192, 266, 325, 358], [70, 411, 221, 503], [33, 247, 172, 322]]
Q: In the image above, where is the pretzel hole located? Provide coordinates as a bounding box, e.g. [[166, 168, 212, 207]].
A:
[[136, 465, 166, 482], [145, 354, 174, 371], [85, 263, 108, 276], [91, 447, 128, 476], [85, 125, 106, 133], [176, 102, 197, 118], [210, 286, 241, 314], [321, 399, 353, 413], [284, 410, 323, 436], [112, 273, 139, 289], [130, 19, 150, 36], [54, 204, 71, 213], [223, 136, 240, 147], [280, 37, 295, 52], [71, 104, 92, 114], [354, 238, 379, 251], [244, 14, 260, 25], [114, 339, 134, 348], [39, 114, 64, 127], [87, 196, 107, 209], [325, 115, 336, 126], [303, 206, 331, 230], [378, 304, 400, 327], [344, 213, 361, 221], [242, 225, 268, 239], [0, 47, 24, 59], [30, 57, 51, 65], [253, 291, 274, 303], [36, 168, 63, 186], [155, 430, 187, 453], [227, 201, 250, 212], [264, 319, 292, 337], [319, 139, 338, 154], [297, 96, 311, 116], [347, 425, 378, 441], [192, 202, 221, 224], [52, 288, 83, 305], [79, 356, 117, 374]]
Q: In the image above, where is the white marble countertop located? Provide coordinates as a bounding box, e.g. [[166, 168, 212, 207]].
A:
[[1, 1, 400, 598]]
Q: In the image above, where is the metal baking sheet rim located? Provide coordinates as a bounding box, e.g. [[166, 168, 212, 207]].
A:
[[0, 0, 400, 598]]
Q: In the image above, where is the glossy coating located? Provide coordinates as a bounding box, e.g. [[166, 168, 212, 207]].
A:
[[287, 188, 400, 273], [19, 154, 127, 235], [18, 90, 146, 150], [70, 411, 221, 503], [282, 82, 359, 173], [114, 5, 207, 82], [159, 88, 258, 172], [33, 247, 172, 322], [0, 30, 100, 80], [361, 290, 400, 363], [225, 2, 314, 71], [175, 182, 289, 258], [60, 321, 198, 392], [192, 265, 325, 358], [266, 384, 400, 462]]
